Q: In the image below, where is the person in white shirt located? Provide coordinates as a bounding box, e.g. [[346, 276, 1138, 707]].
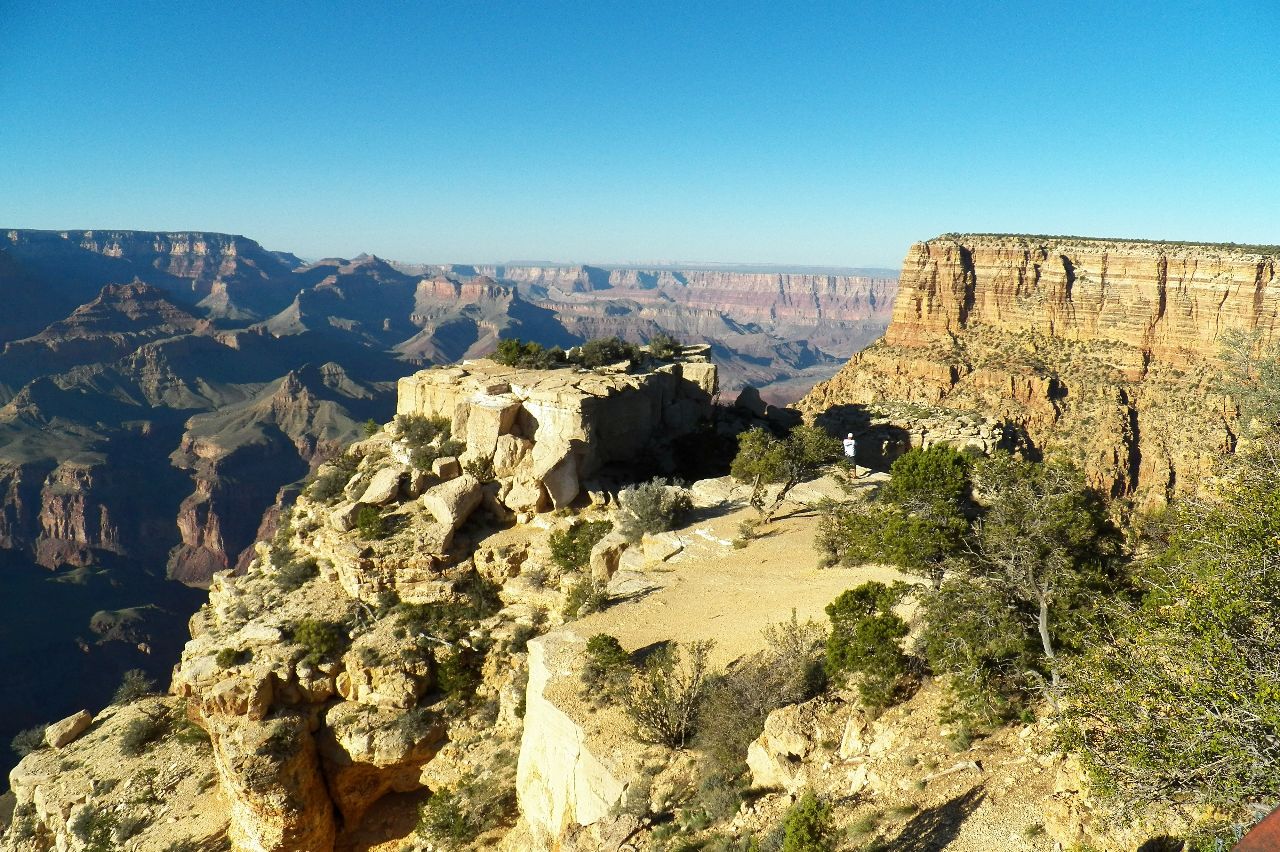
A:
[[842, 433, 858, 478]]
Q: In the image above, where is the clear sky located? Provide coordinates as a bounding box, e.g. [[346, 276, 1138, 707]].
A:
[[2, 1, 1277, 268]]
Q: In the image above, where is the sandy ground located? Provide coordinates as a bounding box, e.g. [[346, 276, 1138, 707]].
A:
[[575, 473, 901, 668]]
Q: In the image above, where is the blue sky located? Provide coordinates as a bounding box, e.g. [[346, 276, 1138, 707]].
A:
[[1, 1, 1277, 267]]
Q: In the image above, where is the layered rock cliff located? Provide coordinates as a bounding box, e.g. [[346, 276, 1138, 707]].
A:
[[801, 234, 1280, 505], [465, 264, 897, 401]]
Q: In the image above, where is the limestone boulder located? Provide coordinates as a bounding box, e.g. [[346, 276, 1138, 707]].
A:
[[431, 455, 461, 480], [493, 434, 532, 476], [464, 396, 521, 458], [539, 449, 581, 509], [421, 474, 483, 532], [505, 477, 549, 513], [330, 501, 364, 532], [357, 466, 405, 505], [207, 712, 336, 852], [747, 703, 815, 792], [588, 532, 629, 582], [44, 709, 92, 748], [641, 531, 683, 562]]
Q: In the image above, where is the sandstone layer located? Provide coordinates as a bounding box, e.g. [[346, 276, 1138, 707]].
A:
[[396, 355, 717, 513], [801, 234, 1280, 505]]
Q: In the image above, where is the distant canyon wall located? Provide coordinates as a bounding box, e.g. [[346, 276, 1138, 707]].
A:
[[802, 235, 1280, 505], [451, 264, 898, 402]]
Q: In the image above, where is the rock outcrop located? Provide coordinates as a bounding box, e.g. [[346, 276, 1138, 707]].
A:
[[396, 356, 718, 514], [802, 234, 1280, 505]]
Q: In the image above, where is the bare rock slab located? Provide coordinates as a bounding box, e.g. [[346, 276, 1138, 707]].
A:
[[44, 709, 92, 748]]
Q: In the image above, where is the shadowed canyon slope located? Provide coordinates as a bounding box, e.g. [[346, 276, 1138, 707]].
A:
[[802, 234, 1280, 505]]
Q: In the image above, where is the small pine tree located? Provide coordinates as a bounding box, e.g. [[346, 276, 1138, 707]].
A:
[[780, 790, 835, 852]]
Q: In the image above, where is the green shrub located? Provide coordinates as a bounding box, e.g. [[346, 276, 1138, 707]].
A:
[[276, 556, 319, 591], [582, 634, 632, 696], [780, 790, 835, 852], [397, 413, 451, 447], [464, 455, 495, 482], [292, 619, 348, 666], [362, 418, 381, 437], [493, 338, 566, 369], [730, 426, 842, 521], [617, 479, 691, 542], [307, 454, 358, 504], [120, 714, 167, 757], [10, 725, 46, 758], [626, 640, 715, 748], [418, 777, 517, 845], [549, 520, 613, 572], [419, 787, 474, 843], [355, 505, 386, 540], [816, 445, 973, 587], [880, 444, 972, 506], [396, 706, 438, 742], [215, 647, 252, 668], [562, 577, 609, 619], [70, 807, 117, 852], [696, 612, 827, 773], [113, 669, 157, 704], [395, 572, 500, 644], [824, 582, 910, 709], [646, 332, 682, 360], [1062, 453, 1280, 811], [916, 578, 1035, 724], [573, 336, 642, 369], [434, 648, 480, 701]]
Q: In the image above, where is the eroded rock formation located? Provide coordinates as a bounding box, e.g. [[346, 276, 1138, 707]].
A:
[[396, 355, 717, 514], [801, 234, 1279, 505]]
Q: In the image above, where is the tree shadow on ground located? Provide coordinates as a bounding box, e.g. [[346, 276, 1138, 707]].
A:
[[875, 786, 986, 852]]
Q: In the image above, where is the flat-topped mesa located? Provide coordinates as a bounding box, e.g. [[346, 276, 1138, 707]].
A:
[[888, 234, 1280, 355], [802, 234, 1280, 506], [396, 352, 718, 513]]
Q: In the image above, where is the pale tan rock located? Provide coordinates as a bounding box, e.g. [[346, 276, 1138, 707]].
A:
[[641, 531, 683, 562], [329, 501, 364, 532], [421, 474, 482, 532], [505, 477, 549, 513], [837, 709, 870, 760], [43, 709, 92, 748], [431, 455, 461, 479], [588, 532, 629, 582], [516, 635, 628, 845], [208, 713, 336, 852], [465, 395, 521, 459], [493, 434, 532, 476], [357, 466, 404, 505], [747, 704, 814, 791], [318, 701, 447, 827]]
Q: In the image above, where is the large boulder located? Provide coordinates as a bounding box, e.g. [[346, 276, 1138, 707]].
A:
[[44, 709, 92, 748], [431, 456, 461, 480], [358, 467, 405, 506], [746, 704, 816, 792], [421, 474, 483, 533], [329, 501, 365, 532], [589, 532, 629, 582], [493, 434, 532, 477], [465, 396, 521, 459]]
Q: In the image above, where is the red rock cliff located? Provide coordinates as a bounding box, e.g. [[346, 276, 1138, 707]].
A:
[[802, 234, 1280, 505]]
